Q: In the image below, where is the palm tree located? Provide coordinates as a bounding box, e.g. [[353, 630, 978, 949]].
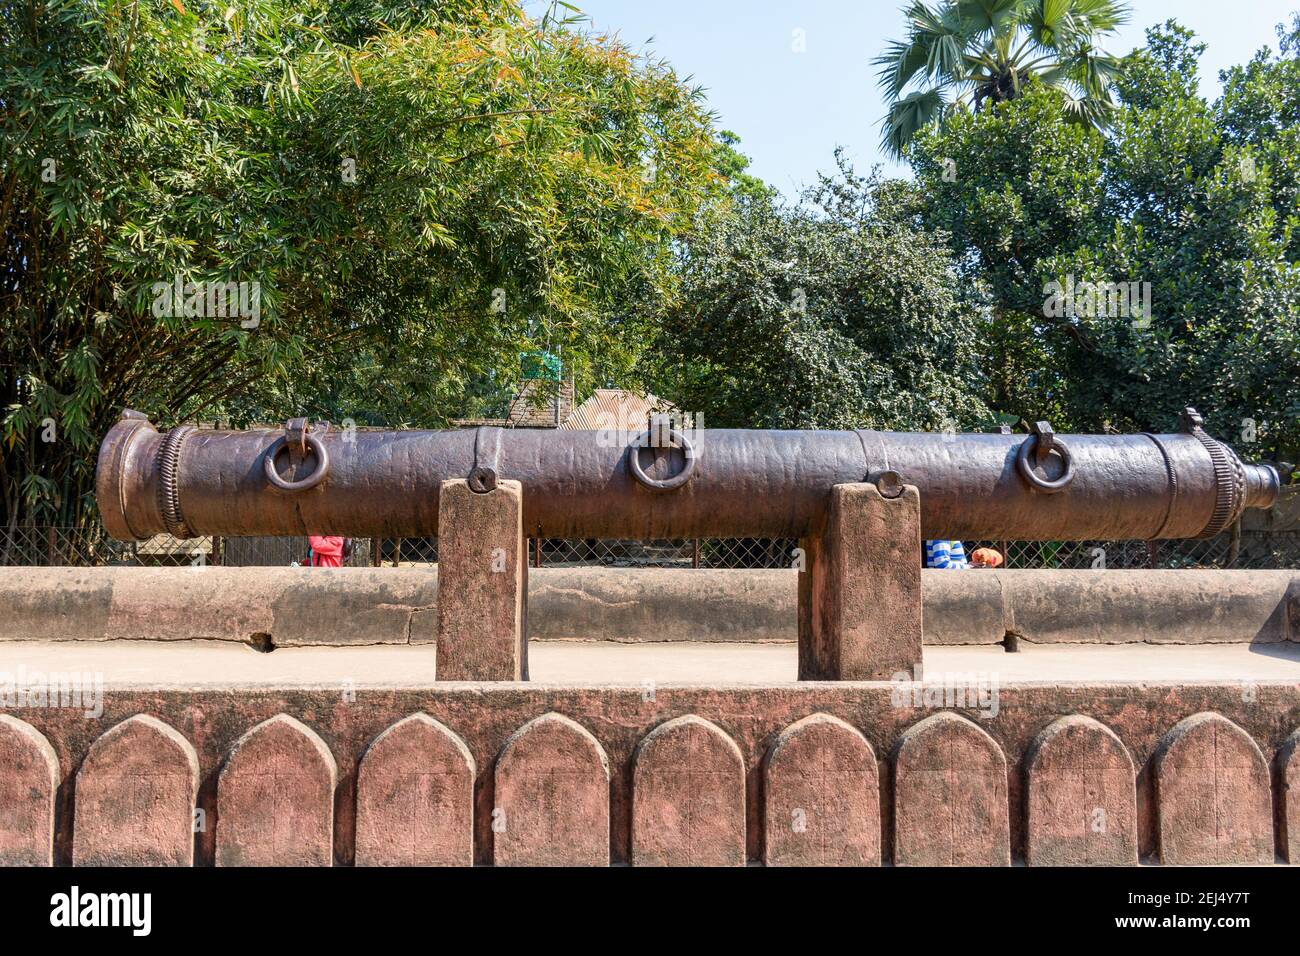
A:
[[876, 0, 1131, 158]]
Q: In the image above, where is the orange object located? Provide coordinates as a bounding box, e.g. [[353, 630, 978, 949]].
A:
[[970, 548, 1004, 568]]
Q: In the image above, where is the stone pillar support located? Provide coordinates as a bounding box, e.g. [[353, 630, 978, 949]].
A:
[[436, 479, 527, 681], [798, 480, 923, 681]]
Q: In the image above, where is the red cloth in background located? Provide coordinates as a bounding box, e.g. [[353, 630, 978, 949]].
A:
[[307, 535, 345, 568]]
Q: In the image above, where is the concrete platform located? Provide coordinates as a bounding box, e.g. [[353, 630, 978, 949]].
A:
[[3, 638, 1300, 688]]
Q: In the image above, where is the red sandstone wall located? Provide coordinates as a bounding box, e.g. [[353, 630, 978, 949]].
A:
[[1, 684, 1297, 866]]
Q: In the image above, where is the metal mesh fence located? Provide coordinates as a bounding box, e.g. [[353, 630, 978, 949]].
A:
[[0, 526, 371, 568], [963, 533, 1300, 570], [3, 525, 1298, 570], [532, 538, 798, 569], [540, 535, 1300, 570]]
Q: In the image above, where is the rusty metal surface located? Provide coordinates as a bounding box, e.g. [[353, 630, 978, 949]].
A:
[[96, 410, 1279, 543], [467, 425, 503, 494]]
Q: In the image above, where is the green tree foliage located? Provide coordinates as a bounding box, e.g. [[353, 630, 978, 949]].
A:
[[1, 0, 723, 527], [711, 130, 775, 204], [912, 21, 1300, 462], [1218, 14, 1300, 261], [876, 0, 1130, 158], [651, 153, 991, 431]]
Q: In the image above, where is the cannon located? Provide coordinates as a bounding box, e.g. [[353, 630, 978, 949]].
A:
[[95, 407, 1280, 683], [97, 408, 1276, 543]]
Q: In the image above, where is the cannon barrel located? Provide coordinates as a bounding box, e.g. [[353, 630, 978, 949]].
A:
[[95, 410, 1279, 542]]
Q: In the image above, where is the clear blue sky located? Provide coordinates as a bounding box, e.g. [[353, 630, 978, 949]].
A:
[[528, 0, 1300, 197]]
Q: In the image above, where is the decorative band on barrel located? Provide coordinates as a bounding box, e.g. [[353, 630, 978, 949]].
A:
[[155, 425, 196, 539], [1140, 433, 1180, 540], [1189, 430, 1244, 539]]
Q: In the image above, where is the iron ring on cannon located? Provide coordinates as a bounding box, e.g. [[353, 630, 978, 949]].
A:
[[1017, 421, 1075, 494], [627, 428, 696, 491], [263, 422, 331, 492]]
